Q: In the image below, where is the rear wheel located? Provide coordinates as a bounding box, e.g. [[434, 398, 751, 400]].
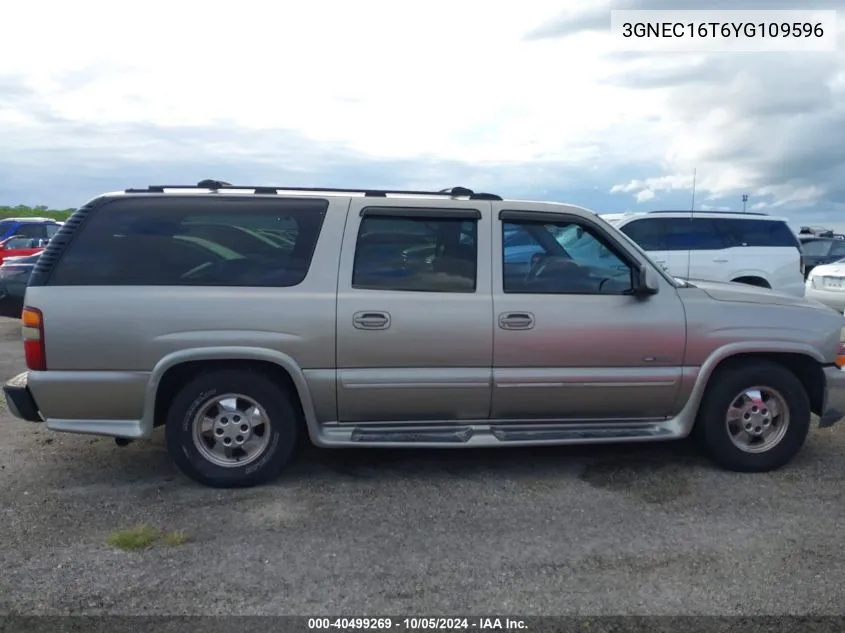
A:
[[165, 369, 299, 488], [694, 361, 810, 472]]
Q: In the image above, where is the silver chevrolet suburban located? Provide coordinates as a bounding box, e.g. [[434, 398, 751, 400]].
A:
[[5, 181, 845, 488]]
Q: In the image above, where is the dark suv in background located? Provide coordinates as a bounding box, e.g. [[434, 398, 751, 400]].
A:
[[798, 227, 845, 278]]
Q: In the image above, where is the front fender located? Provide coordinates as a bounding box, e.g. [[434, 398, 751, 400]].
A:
[[668, 340, 825, 437]]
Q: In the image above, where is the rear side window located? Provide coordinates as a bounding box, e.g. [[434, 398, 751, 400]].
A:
[[715, 219, 799, 248], [48, 197, 327, 287], [352, 214, 477, 293]]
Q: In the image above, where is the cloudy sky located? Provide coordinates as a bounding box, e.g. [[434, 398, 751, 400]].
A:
[[1, 0, 843, 229]]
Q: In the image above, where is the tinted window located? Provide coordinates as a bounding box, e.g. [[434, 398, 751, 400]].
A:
[[49, 197, 327, 286], [620, 219, 665, 251], [45, 224, 61, 238], [502, 220, 632, 294], [352, 214, 477, 293], [657, 218, 726, 251], [0, 221, 16, 237], [800, 239, 832, 256], [715, 219, 799, 248], [829, 241, 845, 257], [15, 224, 47, 239], [4, 236, 39, 249]]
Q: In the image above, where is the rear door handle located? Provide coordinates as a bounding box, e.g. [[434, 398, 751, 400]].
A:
[[713, 258, 728, 263], [353, 311, 391, 330], [499, 312, 535, 330]]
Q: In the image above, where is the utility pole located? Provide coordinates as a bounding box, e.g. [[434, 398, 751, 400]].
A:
[[742, 193, 748, 213]]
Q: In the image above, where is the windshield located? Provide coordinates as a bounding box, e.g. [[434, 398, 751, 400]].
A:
[[801, 239, 833, 256]]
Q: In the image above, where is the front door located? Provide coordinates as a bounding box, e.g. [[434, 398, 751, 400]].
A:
[[335, 198, 494, 423], [491, 204, 687, 421]]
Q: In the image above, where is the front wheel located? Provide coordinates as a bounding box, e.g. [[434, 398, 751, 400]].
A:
[[694, 361, 811, 472], [165, 369, 300, 488]]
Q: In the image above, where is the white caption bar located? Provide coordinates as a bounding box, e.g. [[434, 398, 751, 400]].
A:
[[610, 10, 837, 52]]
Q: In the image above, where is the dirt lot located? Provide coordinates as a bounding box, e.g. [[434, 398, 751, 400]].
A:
[[0, 316, 843, 616]]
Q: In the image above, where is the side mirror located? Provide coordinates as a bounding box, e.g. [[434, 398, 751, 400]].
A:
[[633, 266, 660, 296]]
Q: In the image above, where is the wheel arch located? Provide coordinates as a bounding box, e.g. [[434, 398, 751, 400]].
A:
[[671, 342, 825, 437], [142, 347, 321, 441]]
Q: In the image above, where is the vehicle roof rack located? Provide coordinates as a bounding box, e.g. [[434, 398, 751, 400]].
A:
[[124, 181, 503, 201], [648, 209, 769, 216]]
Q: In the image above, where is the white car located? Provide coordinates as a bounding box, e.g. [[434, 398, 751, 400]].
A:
[[601, 211, 805, 297], [805, 258, 845, 312]]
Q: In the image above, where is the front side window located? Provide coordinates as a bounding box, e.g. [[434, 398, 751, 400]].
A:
[[48, 198, 328, 286], [352, 214, 477, 293], [801, 239, 832, 256], [15, 224, 48, 240], [4, 236, 38, 249], [620, 219, 665, 251], [659, 218, 726, 251], [828, 241, 845, 258], [502, 220, 633, 294]]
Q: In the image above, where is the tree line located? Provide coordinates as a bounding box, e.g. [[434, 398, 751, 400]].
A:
[[0, 204, 74, 221]]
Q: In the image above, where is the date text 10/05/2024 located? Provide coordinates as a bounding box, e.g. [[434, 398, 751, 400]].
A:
[[307, 618, 527, 631]]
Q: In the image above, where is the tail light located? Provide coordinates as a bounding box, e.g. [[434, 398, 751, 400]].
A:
[[21, 307, 46, 370]]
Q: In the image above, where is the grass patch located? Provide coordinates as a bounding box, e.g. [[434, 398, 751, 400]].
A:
[[162, 529, 191, 546], [106, 525, 192, 550], [107, 525, 159, 550]]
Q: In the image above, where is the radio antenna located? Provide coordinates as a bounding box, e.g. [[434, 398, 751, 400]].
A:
[[690, 168, 697, 212]]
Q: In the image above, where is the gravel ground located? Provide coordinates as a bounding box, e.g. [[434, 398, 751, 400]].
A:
[[0, 317, 843, 617]]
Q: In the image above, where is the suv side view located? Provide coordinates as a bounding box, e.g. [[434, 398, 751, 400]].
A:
[[5, 182, 845, 488], [601, 211, 805, 297]]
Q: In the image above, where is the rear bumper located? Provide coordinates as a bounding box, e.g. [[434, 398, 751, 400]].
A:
[[3, 372, 43, 423], [820, 365, 845, 428]]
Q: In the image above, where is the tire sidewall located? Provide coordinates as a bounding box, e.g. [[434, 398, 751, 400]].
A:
[[166, 371, 298, 487], [699, 363, 811, 472]]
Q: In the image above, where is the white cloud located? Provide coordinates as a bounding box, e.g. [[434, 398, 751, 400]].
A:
[[0, 0, 843, 221]]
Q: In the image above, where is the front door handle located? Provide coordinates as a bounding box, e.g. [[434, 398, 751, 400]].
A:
[[353, 311, 391, 330], [499, 312, 535, 330], [713, 258, 728, 263]]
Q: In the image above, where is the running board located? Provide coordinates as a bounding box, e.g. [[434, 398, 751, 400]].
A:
[[316, 421, 679, 448]]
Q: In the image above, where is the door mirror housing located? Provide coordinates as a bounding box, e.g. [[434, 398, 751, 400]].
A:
[[633, 265, 660, 296]]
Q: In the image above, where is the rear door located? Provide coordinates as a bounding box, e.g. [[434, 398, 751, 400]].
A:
[[714, 218, 804, 293], [335, 198, 494, 423]]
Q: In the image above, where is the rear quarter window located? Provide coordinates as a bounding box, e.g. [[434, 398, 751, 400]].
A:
[[715, 219, 799, 248], [45, 196, 328, 287]]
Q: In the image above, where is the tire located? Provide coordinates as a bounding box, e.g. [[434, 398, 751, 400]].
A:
[[694, 360, 811, 472], [164, 368, 300, 488]]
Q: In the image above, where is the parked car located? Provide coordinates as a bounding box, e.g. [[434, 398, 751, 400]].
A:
[[0, 253, 39, 317], [0, 218, 62, 241], [601, 211, 805, 296], [805, 258, 845, 312], [0, 235, 48, 265], [799, 236, 845, 278], [5, 181, 845, 489]]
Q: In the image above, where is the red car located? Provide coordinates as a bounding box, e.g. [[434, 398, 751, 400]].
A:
[[0, 235, 48, 265]]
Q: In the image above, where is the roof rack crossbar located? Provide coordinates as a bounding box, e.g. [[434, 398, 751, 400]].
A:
[[124, 182, 503, 201]]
